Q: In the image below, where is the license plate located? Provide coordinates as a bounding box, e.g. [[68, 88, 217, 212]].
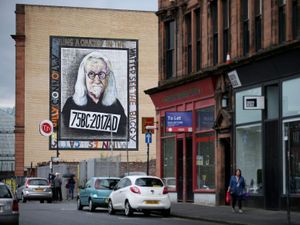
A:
[[35, 188, 44, 192], [144, 200, 159, 204]]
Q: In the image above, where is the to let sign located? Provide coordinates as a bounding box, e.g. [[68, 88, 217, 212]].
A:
[[39, 120, 54, 137], [165, 112, 193, 132]]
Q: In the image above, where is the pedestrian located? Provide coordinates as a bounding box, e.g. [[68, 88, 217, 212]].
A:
[[54, 173, 63, 201], [48, 173, 56, 201], [66, 176, 75, 200], [227, 168, 245, 213]]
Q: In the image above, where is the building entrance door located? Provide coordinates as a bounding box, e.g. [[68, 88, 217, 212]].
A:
[[177, 139, 183, 202], [186, 137, 194, 202]]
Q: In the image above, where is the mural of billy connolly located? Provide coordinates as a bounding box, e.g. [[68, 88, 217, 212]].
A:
[[62, 51, 127, 137]]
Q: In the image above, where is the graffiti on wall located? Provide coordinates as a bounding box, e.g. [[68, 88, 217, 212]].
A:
[[50, 37, 138, 150]]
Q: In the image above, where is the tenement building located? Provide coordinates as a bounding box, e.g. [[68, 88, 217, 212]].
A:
[[12, 5, 158, 177], [145, 0, 300, 210]]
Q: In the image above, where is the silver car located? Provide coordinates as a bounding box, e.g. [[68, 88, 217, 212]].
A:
[[16, 177, 52, 203], [0, 182, 19, 225]]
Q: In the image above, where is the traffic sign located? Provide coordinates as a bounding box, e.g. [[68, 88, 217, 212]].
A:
[[39, 120, 53, 137], [145, 132, 152, 144]]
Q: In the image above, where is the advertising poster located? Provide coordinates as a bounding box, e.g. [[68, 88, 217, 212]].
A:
[[50, 36, 138, 150]]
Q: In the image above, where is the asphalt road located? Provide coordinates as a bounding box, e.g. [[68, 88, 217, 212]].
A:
[[19, 201, 223, 225]]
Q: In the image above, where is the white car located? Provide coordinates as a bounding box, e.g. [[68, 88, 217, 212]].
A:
[[108, 175, 171, 217]]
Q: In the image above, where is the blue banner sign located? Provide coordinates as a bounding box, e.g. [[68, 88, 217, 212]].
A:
[[165, 112, 193, 132]]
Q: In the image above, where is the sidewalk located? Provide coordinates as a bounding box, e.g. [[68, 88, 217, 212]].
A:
[[171, 203, 300, 225]]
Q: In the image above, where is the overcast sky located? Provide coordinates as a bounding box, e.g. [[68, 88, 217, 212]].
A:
[[0, 0, 158, 108]]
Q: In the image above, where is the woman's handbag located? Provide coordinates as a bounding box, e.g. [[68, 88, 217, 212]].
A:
[[225, 191, 231, 205]]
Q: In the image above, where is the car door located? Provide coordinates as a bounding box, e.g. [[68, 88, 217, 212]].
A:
[[80, 179, 92, 205], [119, 178, 132, 209], [111, 178, 126, 209]]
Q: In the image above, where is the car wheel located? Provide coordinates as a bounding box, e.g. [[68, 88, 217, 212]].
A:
[[124, 201, 133, 217], [77, 198, 83, 210], [162, 208, 171, 217], [108, 200, 115, 215], [89, 199, 95, 212], [22, 194, 26, 203]]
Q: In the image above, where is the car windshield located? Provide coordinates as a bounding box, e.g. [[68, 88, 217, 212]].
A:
[[0, 185, 12, 198], [28, 179, 48, 186], [135, 178, 163, 187], [94, 179, 119, 190]]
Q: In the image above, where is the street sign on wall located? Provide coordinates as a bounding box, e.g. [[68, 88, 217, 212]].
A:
[[142, 117, 154, 134], [39, 120, 53, 137], [165, 112, 193, 132], [243, 96, 265, 110]]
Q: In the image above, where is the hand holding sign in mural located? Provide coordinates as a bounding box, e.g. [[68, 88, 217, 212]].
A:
[[62, 51, 127, 137]]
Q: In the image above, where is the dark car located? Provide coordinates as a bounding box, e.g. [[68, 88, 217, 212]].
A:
[[77, 177, 120, 212], [0, 182, 19, 225]]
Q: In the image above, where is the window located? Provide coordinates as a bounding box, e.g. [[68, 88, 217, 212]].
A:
[[279, 0, 286, 43], [265, 85, 279, 120], [186, 13, 192, 74], [292, 0, 299, 39], [162, 137, 176, 178], [235, 87, 262, 124], [196, 133, 215, 190], [195, 8, 201, 71], [211, 0, 218, 65], [223, 0, 230, 62], [282, 77, 300, 117], [255, 0, 262, 51], [242, 0, 249, 55], [196, 107, 215, 131], [94, 179, 119, 190], [135, 178, 163, 187], [166, 20, 176, 79], [236, 124, 263, 195]]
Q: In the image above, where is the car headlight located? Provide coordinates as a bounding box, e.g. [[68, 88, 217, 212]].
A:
[[92, 194, 98, 198]]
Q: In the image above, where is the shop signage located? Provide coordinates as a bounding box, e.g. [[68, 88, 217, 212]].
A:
[[165, 112, 193, 132], [228, 70, 242, 88], [243, 96, 265, 110], [39, 120, 53, 137]]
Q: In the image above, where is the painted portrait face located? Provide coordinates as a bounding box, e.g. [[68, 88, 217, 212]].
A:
[[85, 58, 109, 103]]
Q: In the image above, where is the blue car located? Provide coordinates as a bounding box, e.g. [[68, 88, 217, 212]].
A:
[[77, 177, 120, 212]]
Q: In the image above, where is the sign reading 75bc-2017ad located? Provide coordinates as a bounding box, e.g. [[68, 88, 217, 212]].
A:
[[49, 36, 138, 150], [165, 112, 193, 132]]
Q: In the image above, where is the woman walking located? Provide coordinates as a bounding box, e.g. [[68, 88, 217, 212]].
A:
[[227, 169, 245, 213]]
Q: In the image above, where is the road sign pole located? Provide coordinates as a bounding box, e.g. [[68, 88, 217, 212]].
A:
[[147, 142, 149, 175]]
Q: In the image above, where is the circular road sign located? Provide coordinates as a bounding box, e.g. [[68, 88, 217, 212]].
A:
[[39, 120, 53, 137]]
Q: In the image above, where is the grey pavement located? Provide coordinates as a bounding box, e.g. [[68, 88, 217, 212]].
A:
[[171, 203, 300, 225]]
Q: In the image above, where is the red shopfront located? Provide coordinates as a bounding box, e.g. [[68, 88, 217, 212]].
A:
[[148, 77, 217, 204]]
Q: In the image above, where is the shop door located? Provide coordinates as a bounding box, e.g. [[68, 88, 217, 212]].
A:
[[177, 139, 183, 202], [221, 138, 231, 201], [186, 137, 194, 202], [264, 120, 280, 210]]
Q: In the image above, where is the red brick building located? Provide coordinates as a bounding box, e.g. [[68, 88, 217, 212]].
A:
[[146, 0, 300, 210]]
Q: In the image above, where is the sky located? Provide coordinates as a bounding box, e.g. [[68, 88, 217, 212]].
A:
[[0, 0, 158, 108]]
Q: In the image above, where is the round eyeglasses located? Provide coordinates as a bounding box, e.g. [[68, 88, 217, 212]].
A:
[[87, 71, 107, 80]]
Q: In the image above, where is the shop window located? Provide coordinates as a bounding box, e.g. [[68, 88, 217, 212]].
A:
[[266, 85, 279, 120], [196, 107, 215, 131], [195, 8, 201, 71], [279, 0, 286, 44], [196, 133, 215, 190], [211, 0, 218, 65], [223, 0, 230, 62], [283, 121, 300, 194], [235, 87, 262, 124], [185, 13, 192, 74], [166, 20, 176, 79], [162, 137, 176, 178], [242, 0, 249, 56], [236, 124, 263, 195], [255, 0, 262, 51], [282, 77, 300, 118]]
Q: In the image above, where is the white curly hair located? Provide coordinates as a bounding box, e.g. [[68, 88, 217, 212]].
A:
[[72, 51, 117, 106]]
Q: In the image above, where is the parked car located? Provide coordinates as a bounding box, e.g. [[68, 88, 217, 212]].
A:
[[108, 175, 171, 217], [77, 177, 120, 212], [16, 177, 52, 203], [0, 182, 19, 225]]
